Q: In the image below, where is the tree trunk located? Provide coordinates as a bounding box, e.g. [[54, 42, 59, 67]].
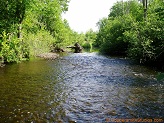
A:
[[17, 23, 22, 39], [143, 0, 148, 19]]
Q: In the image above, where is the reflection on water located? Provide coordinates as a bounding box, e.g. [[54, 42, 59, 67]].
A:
[[0, 52, 163, 122]]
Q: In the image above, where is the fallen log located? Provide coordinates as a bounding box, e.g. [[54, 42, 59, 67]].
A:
[[67, 43, 83, 53]]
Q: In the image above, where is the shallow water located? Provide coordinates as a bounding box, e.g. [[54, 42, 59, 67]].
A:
[[0, 52, 163, 122]]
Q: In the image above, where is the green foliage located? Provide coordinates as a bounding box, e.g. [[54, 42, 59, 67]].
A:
[[83, 29, 97, 49], [77, 33, 85, 45], [0, 31, 29, 63], [156, 73, 164, 81], [23, 29, 55, 56], [82, 42, 92, 49], [96, 0, 164, 69], [109, 1, 124, 17], [124, 16, 164, 67], [95, 18, 109, 47], [0, 0, 73, 63], [0, 0, 27, 34], [124, 0, 164, 68], [58, 0, 70, 12], [98, 15, 134, 55], [25, 0, 75, 50], [109, 0, 143, 21], [96, 0, 143, 52]]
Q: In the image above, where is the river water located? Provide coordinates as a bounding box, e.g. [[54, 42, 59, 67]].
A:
[[0, 52, 163, 123]]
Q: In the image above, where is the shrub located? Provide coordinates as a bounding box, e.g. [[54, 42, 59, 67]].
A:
[[99, 15, 134, 56], [124, 16, 164, 69], [82, 42, 92, 49], [23, 29, 55, 56], [0, 31, 29, 63]]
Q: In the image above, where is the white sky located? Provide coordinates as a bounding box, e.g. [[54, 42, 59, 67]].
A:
[[62, 0, 119, 33]]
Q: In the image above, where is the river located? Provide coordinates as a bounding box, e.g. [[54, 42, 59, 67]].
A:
[[0, 52, 163, 123]]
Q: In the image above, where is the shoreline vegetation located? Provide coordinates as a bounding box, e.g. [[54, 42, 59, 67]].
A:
[[0, 0, 163, 71], [95, 0, 164, 71]]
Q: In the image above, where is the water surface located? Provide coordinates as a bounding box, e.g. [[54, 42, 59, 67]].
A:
[[0, 52, 163, 122]]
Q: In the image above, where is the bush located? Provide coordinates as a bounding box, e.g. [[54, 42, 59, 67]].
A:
[[82, 42, 92, 49], [124, 16, 164, 69], [23, 29, 55, 56], [0, 31, 29, 63], [99, 15, 134, 56]]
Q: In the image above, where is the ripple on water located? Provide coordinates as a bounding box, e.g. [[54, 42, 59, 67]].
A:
[[0, 52, 163, 122]]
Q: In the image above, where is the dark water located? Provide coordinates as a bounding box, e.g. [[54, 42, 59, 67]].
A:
[[0, 52, 163, 123]]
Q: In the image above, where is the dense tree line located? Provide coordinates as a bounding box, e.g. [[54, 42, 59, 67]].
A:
[[0, 0, 79, 63], [0, 0, 163, 71], [95, 0, 164, 70]]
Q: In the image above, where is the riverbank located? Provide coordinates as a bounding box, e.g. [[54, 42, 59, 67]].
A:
[[0, 53, 59, 67], [0, 57, 5, 67], [0, 62, 5, 67], [37, 53, 59, 60]]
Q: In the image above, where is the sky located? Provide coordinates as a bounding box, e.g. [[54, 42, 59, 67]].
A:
[[62, 0, 119, 33]]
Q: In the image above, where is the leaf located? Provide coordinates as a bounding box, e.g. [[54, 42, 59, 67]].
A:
[[156, 73, 164, 81]]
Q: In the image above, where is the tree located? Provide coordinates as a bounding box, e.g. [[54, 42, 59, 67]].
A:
[[96, 0, 164, 69], [142, 0, 148, 19], [109, 0, 143, 21], [0, 0, 30, 62], [58, 0, 70, 12], [0, 0, 27, 36], [0, 0, 73, 62], [123, 0, 164, 69]]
